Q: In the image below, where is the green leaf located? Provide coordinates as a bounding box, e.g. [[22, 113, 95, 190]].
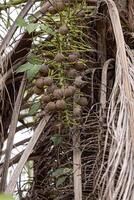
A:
[[56, 176, 66, 187], [52, 168, 64, 177], [27, 65, 41, 81], [26, 23, 38, 34], [63, 168, 72, 174], [16, 63, 33, 73], [51, 134, 62, 145], [27, 55, 43, 65], [0, 194, 14, 200], [28, 12, 41, 22], [29, 102, 41, 115], [40, 24, 55, 35], [16, 62, 41, 81], [52, 168, 71, 178], [10, 0, 26, 5], [17, 16, 27, 27]]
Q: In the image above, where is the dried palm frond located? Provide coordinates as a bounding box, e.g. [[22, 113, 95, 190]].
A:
[[97, 0, 134, 199], [6, 114, 52, 194]]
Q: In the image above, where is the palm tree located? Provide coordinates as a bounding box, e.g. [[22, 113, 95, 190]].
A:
[[0, 0, 134, 199]]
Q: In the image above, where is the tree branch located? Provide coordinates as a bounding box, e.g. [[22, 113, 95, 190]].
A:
[[5, 114, 52, 194]]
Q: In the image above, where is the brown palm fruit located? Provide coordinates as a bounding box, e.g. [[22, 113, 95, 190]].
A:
[[46, 102, 56, 111], [77, 97, 88, 106], [39, 65, 49, 76], [34, 86, 44, 95], [53, 89, 63, 99], [58, 25, 69, 35], [41, 94, 51, 103], [68, 53, 79, 62], [40, 2, 51, 14], [74, 61, 85, 71], [44, 77, 53, 86], [47, 84, 57, 94], [54, 53, 65, 63], [74, 76, 85, 88], [35, 77, 44, 88], [53, 0, 65, 12], [48, 6, 57, 14], [64, 86, 76, 98], [56, 99, 66, 110], [76, 10, 85, 17], [67, 68, 78, 78], [73, 105, 82, 117]]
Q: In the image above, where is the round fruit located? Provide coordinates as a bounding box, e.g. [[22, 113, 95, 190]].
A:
[[67, 68, 78, 78], [74, 61, 85, 71], [53, 0, 65, 12], [44, 77, 53, 86], [48, 6, 57, 14], [58, 25, 69, 35], [73, 105, 82, 117], [47, 84, 57, 94], [76, 10, 85, 17], [74, 76, 85, 88], [46, 102, 56, 111], [64, 86, 76, 98], [40, 2, 51, 14], [56, 99, 66, 110], [77, 97, 88, 106], [41, 94, 51, 103], [35, 77, 44, 88], [53, 89, 63, 99], [39, 65, 49, 76], [34, 86, 44, 95], [54, 53, 65, 63], [68, 53, 79, 62]]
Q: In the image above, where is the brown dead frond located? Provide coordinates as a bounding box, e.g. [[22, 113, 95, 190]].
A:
[[97, 0, 134, 199]]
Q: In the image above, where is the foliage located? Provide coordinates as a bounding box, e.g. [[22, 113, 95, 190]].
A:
[[0, 194, 14, 200], [29, 102, 41, 115], [16, 63, 42, 80], [51, 134, 62, 145]]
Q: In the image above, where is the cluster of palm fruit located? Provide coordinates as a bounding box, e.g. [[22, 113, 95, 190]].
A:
[[33, 0, 90, 119]]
